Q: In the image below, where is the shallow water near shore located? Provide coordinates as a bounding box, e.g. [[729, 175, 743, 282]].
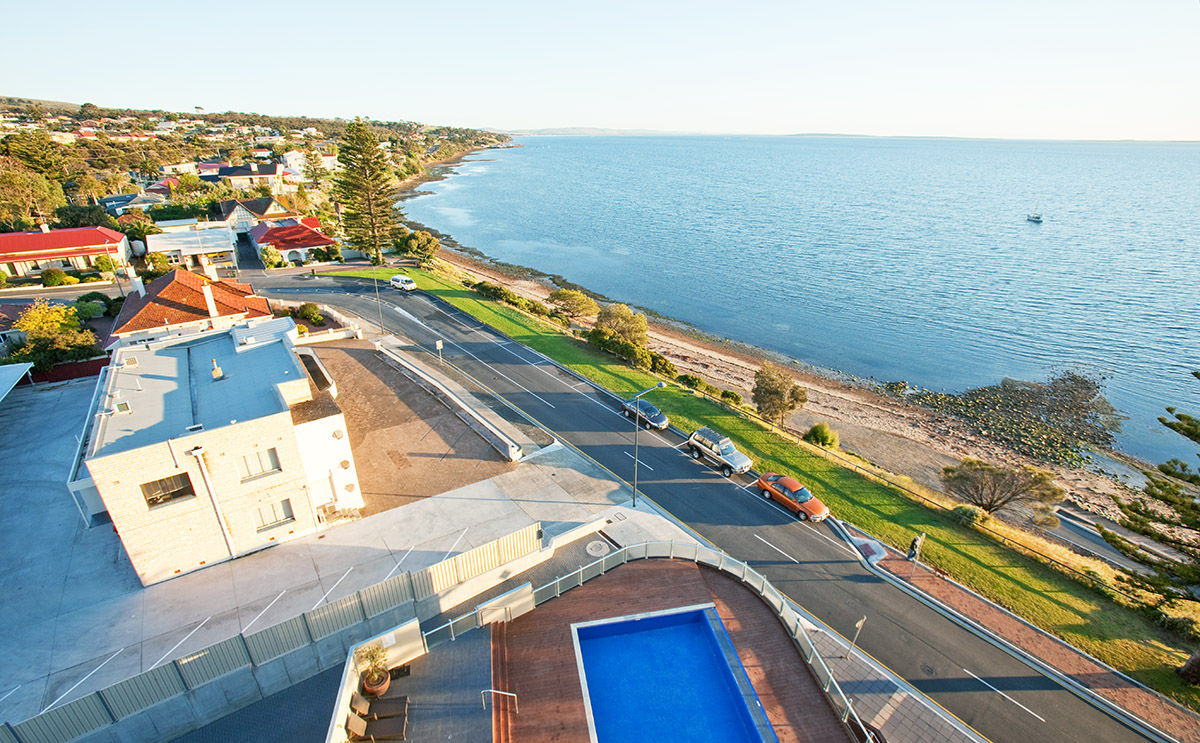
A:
[[403, 135, 1200, 464]]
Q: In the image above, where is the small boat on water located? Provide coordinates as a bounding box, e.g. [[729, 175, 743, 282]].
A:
[[1027, 213, 1043, 223]]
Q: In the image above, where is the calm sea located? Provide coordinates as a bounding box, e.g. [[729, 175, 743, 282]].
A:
[[402, 135, 1200, 465]]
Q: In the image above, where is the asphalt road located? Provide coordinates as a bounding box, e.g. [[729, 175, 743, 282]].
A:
[[260, 274, 1157, 743]]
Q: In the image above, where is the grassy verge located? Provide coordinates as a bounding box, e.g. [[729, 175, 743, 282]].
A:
[[331, 265, 1200, 710]]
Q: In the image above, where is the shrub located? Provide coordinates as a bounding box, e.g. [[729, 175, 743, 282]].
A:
[[700, 381, 721, 396], [79, 275, 103, 283], [721, 389, 743, 405], [78, 291, 112, 309], [649, 352, 677, 378], [0, 271, 6, 288], [297, 302, 324, 326], [93, 255, 116, 273], [40, 268, 68, 287], [260, 246, 284, 269], [548, 288, 599, 318], [952, 504, 989, 527], [106, 296, 125, 317], [804, 422, 840, 448], [73, 300, 106, 321], [61, 276, 80, 285], [677, 374, 706, 390]]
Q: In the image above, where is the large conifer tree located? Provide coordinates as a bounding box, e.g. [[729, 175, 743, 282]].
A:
[[333, 119, 397, 263]]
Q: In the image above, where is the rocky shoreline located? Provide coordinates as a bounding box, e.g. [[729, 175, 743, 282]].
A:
[[394, 149, 1145, 525]]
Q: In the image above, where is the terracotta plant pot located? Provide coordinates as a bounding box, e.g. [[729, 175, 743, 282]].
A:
[[362, 670, 391, 697]]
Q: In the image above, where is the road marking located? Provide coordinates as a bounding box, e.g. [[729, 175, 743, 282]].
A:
[[623, 452, 654, 470], [963, 668, 1046, 722], [242, 590, 287, 634], [494, 342, 564, 381], [151, 616, 212, 670], [443, 528, 469, 561], [384, 546, 415, 581], [391, 306, 428, 327], [444, 340, 557, 409], [754, 534, 800, 563], [311, 567, 354, 611], [0, 685, 20, 705], [571, 381, 590, 389], [807, 522, 859, 557], [42, 648, 123, 713]]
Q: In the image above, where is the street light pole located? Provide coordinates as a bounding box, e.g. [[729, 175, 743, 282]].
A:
[[630, 381, 666, 509]]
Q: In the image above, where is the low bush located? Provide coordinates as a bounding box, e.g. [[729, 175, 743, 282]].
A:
[[78, 291, 112, 309], [803, 422, 840, 448], [61, 276, 80, 285], [106, 296, 124, 317], [649, 352, 677, 378], [721, 389, 743, 405], [952, 504, 989, 527], [40, 268, 68, 287], [677, 374, 705, 389], [73, 300, 106, 321], [297, 302, 325, 326], [79, 275, 104, 283]]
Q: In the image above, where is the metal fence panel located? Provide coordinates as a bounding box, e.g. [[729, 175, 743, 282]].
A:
[[581, 559, 604, 582], [533, 583, 556, 605], [456, 541, 501, 582], [425, 558, 460, 595], [646, 542, 672, 558], [12, 693, 111, 743], [305, 594, 365, 640], [675, 542, 698, 561], [626, 542, 647, 560], [245, 615, 311, 665], [100, 663, 186, 719], [0, 724, 19, 743], [423, 623, 453, 650], [602, 551, 625, 572], [744, 568, 766, 593], [411, 568, 436, 601], [450, 613, 478, 637], [696, 547, 721, 567], [176, 635, 251, 688], [358, 573, 414, 617]]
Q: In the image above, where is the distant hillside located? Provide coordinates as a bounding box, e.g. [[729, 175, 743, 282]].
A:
[[0, 95, 80, 113]]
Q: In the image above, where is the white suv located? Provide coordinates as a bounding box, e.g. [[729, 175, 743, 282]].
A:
[[390, 275, 417, 291], [687, 427, 753, 477]]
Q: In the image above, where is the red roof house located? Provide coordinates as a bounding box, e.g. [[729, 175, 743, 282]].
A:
[[109, 269, 270, 345], [251, 223, 336, 265], [0, 227, 131, 279]]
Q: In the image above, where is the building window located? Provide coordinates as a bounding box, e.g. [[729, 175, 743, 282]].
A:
[[140, 473, 195, 508], [254, 499, 294, 531], [238, 447, 281, 481]]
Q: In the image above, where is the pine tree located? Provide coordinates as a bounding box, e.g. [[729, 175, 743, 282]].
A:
[[332, 119, 397, 264], [302, 150, 328, 188]]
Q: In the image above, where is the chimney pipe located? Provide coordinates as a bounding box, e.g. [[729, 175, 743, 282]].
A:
[[38, 223, 51, 233], [201, 283, 219, 317], [211, 359, 224, 380]]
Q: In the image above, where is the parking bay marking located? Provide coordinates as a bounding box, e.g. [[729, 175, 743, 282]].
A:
[[963, 668, 1046, 722], [623, 452, 653, 470], [754, 534, 800, 564]]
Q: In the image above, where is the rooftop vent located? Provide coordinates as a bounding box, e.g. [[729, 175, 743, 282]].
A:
[[211, 359, 224, 381], [114, 401, 131, 414], [123, 357, 138, 368], [186, 424, 204, 432]]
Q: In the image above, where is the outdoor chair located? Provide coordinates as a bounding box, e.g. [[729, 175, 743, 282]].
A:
[[351, 691, 409, 720], [346, 711, 407, 742]]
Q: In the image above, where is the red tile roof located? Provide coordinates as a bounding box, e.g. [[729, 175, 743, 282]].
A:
[[111, 269, 270, 336], [0, 227, 125, 263], [256, 224, 335, 251]]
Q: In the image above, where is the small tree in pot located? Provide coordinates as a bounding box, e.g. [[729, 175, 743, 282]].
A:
[[356, 644, 391, 696]]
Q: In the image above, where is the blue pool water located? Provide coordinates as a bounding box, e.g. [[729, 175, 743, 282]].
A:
[[573, 607, 773, 743]]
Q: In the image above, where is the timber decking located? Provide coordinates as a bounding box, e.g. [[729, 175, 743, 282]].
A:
[[495, 558, 852, 743]]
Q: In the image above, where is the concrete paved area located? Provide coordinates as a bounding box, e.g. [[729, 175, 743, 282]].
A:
[[0, 373, 634, 728]]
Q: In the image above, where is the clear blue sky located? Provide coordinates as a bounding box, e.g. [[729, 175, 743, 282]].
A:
[[4, 0, 1197, 140]]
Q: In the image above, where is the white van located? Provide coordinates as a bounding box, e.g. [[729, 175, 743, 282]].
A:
[[389, 275, 417, 292]]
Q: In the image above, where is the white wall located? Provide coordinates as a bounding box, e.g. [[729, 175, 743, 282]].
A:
[[294, 411, 364, 511]]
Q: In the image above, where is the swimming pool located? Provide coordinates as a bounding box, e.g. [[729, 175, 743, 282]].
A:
[[571, 604, 777, 743]]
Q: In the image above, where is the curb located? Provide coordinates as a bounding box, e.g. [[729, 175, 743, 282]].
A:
[[831, 519, 1182, 743]]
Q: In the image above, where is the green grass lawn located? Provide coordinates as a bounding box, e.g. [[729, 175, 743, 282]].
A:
[[331, 265, 1200, 710]]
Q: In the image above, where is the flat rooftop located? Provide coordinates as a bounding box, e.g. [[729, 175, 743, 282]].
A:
[[92, 333, 304, 457], [145, 228, 235, 256]]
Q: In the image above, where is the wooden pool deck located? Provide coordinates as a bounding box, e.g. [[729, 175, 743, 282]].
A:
[[491, 558, 853, 743]]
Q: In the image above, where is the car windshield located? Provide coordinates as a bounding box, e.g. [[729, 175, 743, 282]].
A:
[[719, 442, 736, 456], [791, 487, 813, 503], [640, 401, 660, 416]]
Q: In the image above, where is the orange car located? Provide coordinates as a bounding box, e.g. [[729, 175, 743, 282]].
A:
[[755, 473, 830, 522]]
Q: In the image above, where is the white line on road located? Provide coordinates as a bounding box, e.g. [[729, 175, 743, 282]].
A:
[[0, 685, 21, 705], [963, 668, 1046, 722], [242, 590, 287, 634], [571, 382, 590, 389], [806, 522, 859, 557], [754, 534, 800, 563], [312, 567, 354, 611], [151, 616, 212, 670], [443, 528, 469, 561], [445, 340, 557, 409], [384, 546, 415, 581], [623, 452, 653, 470], [42, 648, 123, 713]]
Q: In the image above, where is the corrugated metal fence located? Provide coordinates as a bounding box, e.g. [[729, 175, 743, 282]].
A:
[[2, 523, 542, 743]]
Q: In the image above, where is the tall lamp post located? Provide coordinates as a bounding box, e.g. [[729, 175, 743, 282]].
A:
[[630, 381, 666, 509]]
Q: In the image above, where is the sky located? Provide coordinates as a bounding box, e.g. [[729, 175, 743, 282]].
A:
[[3, 0, 1197, 140]]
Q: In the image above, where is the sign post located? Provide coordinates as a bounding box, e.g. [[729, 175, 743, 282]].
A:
[[435, 339, 443, 364]]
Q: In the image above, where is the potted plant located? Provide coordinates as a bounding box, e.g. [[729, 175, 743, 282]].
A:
[[356, 644, 391, 697]]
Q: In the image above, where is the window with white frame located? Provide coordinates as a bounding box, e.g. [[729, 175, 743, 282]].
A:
[[237, 447, 281, 481], [254, 499, 294, 531], [140, 473, 195, 508]]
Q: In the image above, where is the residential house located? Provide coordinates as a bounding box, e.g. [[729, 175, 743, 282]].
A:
[[0, 226, 131, 279], [282, 149, 341, 176], [197, 162, 229, 176], [217, 197, 299, 233], [160, 162, 199, 176], [250, 221, 336, 265], [145, 223, 238, 275], [100, 192, 166, 216], [204, 163, 285, 194], [107, 269, 270, 347], [144, 177, 179, 197], [68, 316, 363, 585]]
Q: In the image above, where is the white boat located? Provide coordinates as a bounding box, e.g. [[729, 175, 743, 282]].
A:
[[1027, 213, 1043, 223]]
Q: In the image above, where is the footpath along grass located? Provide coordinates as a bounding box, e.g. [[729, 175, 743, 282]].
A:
[[335, 266, 1200, 710]]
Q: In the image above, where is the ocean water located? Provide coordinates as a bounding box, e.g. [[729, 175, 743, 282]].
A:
[[402, 135, 1200, 464]]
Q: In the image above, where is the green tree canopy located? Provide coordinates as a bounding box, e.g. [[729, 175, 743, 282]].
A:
[[4, 299, 100, 372], [2, 130, 64, 180], [333, 119, 398, 264], [548, 288, 599, 318], [595, 303, 647, 347], [54, 204, 118, 230], [302, 149, 328, 188], [940, 459, 1064, 518], [403, 230, 440, 266], [0, 157, 66, 231], [752, 361, 808, 424]]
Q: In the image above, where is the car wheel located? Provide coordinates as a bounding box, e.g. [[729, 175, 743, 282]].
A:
[[690, 447, 701, 460], [797, 511, 809, 521], [643, 420, 652, 430], [623, 409, 631, 418], [760, 488, 771, 500], [722, 465, 733, 478]]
